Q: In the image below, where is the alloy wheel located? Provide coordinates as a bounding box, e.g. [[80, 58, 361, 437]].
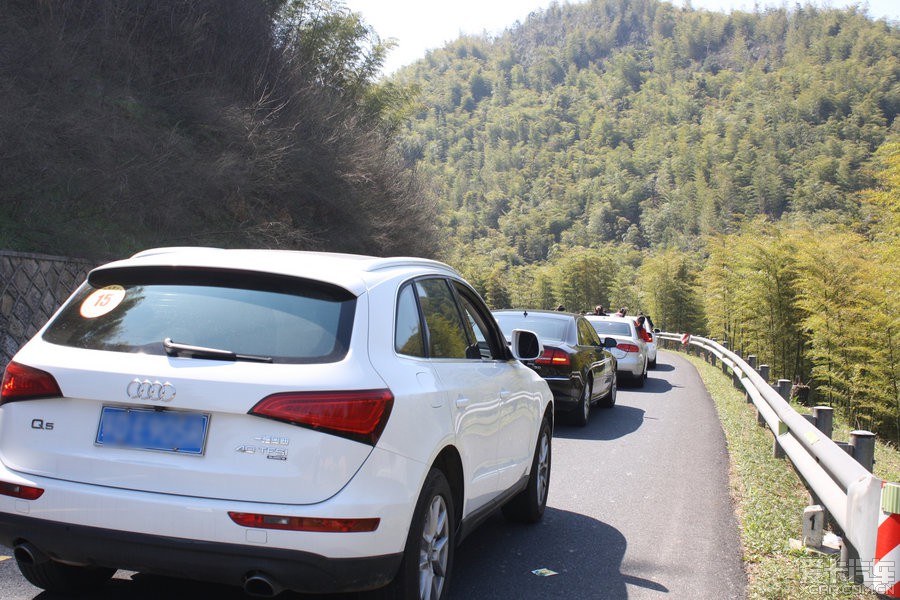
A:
[[418, 494, 450, 599]]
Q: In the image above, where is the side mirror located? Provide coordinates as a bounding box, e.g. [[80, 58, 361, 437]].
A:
[[603, 336, 618, 348], [653, 328, 660, 334], [510, 329, 543, 361]]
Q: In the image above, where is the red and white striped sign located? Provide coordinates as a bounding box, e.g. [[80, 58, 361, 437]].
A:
[[681, 333, 691, 345], [875, 482, 900, 596]]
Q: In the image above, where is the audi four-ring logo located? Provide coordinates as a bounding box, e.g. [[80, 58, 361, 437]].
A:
[[126, 378, 176, 402]]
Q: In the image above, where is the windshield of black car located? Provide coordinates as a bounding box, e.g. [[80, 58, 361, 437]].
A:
[[42, 267, 356, 364], [492, 313, 568, 342]]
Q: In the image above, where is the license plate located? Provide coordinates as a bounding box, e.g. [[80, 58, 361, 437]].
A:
[[96, 406, 209, 455]]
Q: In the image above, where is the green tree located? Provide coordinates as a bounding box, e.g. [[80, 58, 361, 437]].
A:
[[638, 248, 704, 334]]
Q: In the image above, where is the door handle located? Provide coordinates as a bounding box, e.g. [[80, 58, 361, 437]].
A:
[[455, 396, 470, 409]]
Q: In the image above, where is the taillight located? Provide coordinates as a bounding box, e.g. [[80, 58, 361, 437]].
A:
[[0, 480, 44, 500], [249, 389, 394, 446], [1, 362, 62, 404], [228, 512, 379, 533], [535, 348, 570, 366], [617, 343, 641, 353]]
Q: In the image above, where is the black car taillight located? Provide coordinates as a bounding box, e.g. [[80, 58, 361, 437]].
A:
[[249, 389, 394, 446], [535, 348, 571, 366], [1, 362, 62, 404]]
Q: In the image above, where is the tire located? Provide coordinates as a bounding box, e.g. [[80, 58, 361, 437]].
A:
[[634, 362, 646, 388], [502, 417, 551, 523], [382, 469, 455, 600], [16, 559, 115, 593], [649, 356, 657, 369], [598, 373, 617, 408], [570, 380, 591, 427]]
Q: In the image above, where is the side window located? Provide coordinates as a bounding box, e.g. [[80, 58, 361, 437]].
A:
[[395, 283, 425, 357], [452, 282, 501, 360], [416, 279, 470, 359], [578, 318, 601, 346]]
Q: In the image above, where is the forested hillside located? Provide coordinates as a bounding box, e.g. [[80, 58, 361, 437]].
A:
[[390, 0, 900, 437], [0, 0, 435, 258], [396, 0, 897, 276]]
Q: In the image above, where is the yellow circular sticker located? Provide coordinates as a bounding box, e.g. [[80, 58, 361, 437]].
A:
[[80, 285, 126, 319]]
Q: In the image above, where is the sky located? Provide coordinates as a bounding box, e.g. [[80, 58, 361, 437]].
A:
[[343, 0, 899, 75]]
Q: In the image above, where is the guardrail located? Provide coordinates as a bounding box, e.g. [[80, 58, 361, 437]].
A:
[[658, 332, 899, 595]]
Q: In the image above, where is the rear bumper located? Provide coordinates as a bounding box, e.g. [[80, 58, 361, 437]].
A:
[[0, 444, 423, 593], [544, 378, 581, 411], [615, 355, 644, 377], [0, 512, 401, 594]]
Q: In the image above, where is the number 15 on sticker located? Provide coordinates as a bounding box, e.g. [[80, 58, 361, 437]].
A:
[[80, 285, 126, 319]]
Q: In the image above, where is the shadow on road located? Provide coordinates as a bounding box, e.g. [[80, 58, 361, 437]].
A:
[[449, 508, 665, 599], [555, 404, 645, 441], [638, 373, 673, 394], [28, 573, 254, 600]]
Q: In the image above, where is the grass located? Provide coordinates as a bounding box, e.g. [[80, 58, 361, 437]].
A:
[[680, 351, 886, 600]]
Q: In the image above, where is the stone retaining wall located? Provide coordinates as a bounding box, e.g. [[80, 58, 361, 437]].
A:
[[0, 251, 95, 369]]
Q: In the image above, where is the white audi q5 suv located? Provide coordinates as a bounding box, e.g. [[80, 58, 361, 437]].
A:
[[0, 247, 553, 599]]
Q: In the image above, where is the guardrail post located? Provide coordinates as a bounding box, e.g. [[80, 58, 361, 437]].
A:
[[745, 356, 757, 403], [843, 538, 864, 584], [731, 350, 742, 388], [758, 364, 770, 384], [800, 412, 830, 512], [812, 406, 834, 440], [756, 409, 766, 426], [776, 379, 791, 401], [850, 431, 876, 473], [774, 421, 787, 458]]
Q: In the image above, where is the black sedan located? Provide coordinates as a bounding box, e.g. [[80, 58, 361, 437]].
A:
[[492, 309, 618, 426]]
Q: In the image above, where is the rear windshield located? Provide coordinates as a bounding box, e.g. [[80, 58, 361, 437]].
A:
[[588, 320, 632, 336], [492, 313, 569, 342], [42, 267, 356, 364]]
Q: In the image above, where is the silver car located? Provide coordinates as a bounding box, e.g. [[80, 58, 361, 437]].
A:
[[585, 315, 648, 386]]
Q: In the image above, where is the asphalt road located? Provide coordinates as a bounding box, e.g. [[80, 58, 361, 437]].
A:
[[0, 349, 746, 599]]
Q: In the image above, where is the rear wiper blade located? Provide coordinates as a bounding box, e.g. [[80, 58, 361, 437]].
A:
[[163, 338, 273, 363]]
